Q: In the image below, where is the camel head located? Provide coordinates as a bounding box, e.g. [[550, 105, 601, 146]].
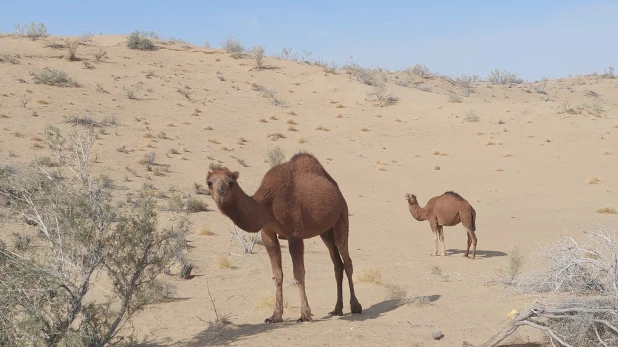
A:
[[206, 167, 239, 207], [405, 193, 417, 204]]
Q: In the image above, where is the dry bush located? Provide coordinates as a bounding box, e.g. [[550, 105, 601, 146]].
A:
[[431, 265, 450, 282], [64, 39, 79, 61], [464, 109, 480, 122], [186, 195, 208, 213], [0, 126, 189, 346], [221, 35, 244, 58], [254, 290, 290, 309], [366, 83, 398, 107], [200, 227, 215, 236], [250, 45, 265, 69], [405, 64, 432, 79], [448, 91, 463, 103], [33, 69, 79, 87], [353, 268, 384, 285], [14, 22, 48, 40], [267, 146, 285, 167], [468, 230, 618, 347], [493, 246, 525, 286], [230, 225, 260, 254], [385, 284, 434, 306], [94, 49, 107, 62], [126, 30, 155, 50], [487, 69, 523, 85]]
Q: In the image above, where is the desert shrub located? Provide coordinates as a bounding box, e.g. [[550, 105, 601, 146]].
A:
[[464, 109, 480, 122], [250, 45, 265, 69], [366, 83, 398, 107], [405, 64, 431, 78], [14, 22, 48, 40], [33, 69, 79, 87], [468, 230, 618, 347], [126, 30, 155, 50], [487, 69, 523, 85], [221, 35, 244, 58], [601, 66, 615, 79], [230, 225, 260, 254], [64, 39, 79, 61], [0, 126, 189, 346], [267, 146, 285, 167]]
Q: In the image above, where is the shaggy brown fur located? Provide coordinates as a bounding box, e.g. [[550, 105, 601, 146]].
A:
[[405, 191, 478, 259], [206, 152, 362, 323]]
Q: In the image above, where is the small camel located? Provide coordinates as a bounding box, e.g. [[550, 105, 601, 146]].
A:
[[206, 152, 362, 323], [405, 191, 478, 259]]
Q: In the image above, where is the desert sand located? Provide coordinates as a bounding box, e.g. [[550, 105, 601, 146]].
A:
[[1, 33, 617, 346]]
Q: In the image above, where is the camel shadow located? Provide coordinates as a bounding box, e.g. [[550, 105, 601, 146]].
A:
[[179, 320, 290, 346], [447, 249, 507, 259], [337, 295, 441, 321]]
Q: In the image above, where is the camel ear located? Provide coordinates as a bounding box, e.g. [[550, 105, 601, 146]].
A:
[[231, 171, 239, 180], [206, 171, 213, 179]]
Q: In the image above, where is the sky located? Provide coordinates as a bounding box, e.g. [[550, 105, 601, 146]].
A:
[[2, 0, 617, 81]]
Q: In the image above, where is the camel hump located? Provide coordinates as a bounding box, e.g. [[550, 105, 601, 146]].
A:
[[444, 190, 465, 201], [289, 152, 338, 187]]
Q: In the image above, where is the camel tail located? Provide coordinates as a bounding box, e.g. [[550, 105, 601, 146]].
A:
[[470, 208, 476, 232]]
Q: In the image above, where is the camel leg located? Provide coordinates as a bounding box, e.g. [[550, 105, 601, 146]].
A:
[[288, 234, 312, 322], [464, 232, 472, 258], [429, 221, 439, 256], [438, 225, 447, 256], [320, 229, 344, 316], [261, 230, 284, 323], [333, 217, 362, 314], [468, 229, 478, 260]]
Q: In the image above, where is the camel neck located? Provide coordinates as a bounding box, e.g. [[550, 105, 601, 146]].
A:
[[408, 202, 427, 221], [220, 186, 268, 233]]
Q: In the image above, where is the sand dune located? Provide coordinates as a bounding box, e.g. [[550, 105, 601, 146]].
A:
[[1, 32, 616, 346]]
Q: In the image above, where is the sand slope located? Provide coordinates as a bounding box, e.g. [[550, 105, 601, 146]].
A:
[[1, 34, 617, 346]]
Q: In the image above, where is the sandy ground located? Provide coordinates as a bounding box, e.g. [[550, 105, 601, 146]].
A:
[[1, 34, 617, 346]]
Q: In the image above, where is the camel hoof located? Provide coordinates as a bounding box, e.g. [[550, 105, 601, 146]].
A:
[[351, 302, 363, 314], [463, 254, 469, 258], [264, 316, 283, 324], [296, 316, 312, 323], [328, 309, 343, 316]]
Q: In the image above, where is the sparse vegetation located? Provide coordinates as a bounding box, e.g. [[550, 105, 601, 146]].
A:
[[33, 69, 79, 87], [487, 69, 523, 85], [250, 45, 265, 69], [126, 30, 155, 50], [464, 109, 480, 122], [221, 35, 244, 58], [14, 22, 48, 40], [0, 126, 189, 346], [353, 268, 384, 285]]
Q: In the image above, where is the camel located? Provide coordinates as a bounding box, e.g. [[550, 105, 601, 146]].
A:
[[206, 152, 362, 323], [405, 191, 478, 259]]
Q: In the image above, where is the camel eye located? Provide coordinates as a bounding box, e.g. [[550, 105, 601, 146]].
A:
[[206, 181, 212, 189]]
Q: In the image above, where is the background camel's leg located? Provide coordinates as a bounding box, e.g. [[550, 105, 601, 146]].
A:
[[261, 230, 284, 323], [438, 225, 447, 256], [429, 221, 439, 256], [333, 216, 362, 314], [288, 234, 312, 322], [320, 229, 344, 316], [464, 232, 472, 258], [468, 229, 478, 260]]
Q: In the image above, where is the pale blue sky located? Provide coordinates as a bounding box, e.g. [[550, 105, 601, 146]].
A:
[[2, 1, 616, 81]]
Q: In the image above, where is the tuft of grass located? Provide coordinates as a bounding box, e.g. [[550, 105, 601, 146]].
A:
[[596, 206, 617, 214], [258, 118, 267, 123], [287, 110, 297, 116], [286, 119, 297, 125], [207, 138, 219, 144], [361, 127, 369, 132], [315, 125, 329, 131], [298, 137, 306, 143], [217, 256, 230, 269], [353, 268, 384, 285], [485, 140, 496, 146], [504, 153, 513, 158], [287, 125, 297, 132], [254, 291, 290, 309], [335, 103, 344, 108], [267, 132, 286, 141], [464, 109, 480, 122], [586, 177, 600, 185], [202, 125, 213, 130], [200, 228, 215, 236]]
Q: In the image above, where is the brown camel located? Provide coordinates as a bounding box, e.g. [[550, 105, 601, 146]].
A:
[[206, 152, 362, 323], [405, 191, 478, 259]]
